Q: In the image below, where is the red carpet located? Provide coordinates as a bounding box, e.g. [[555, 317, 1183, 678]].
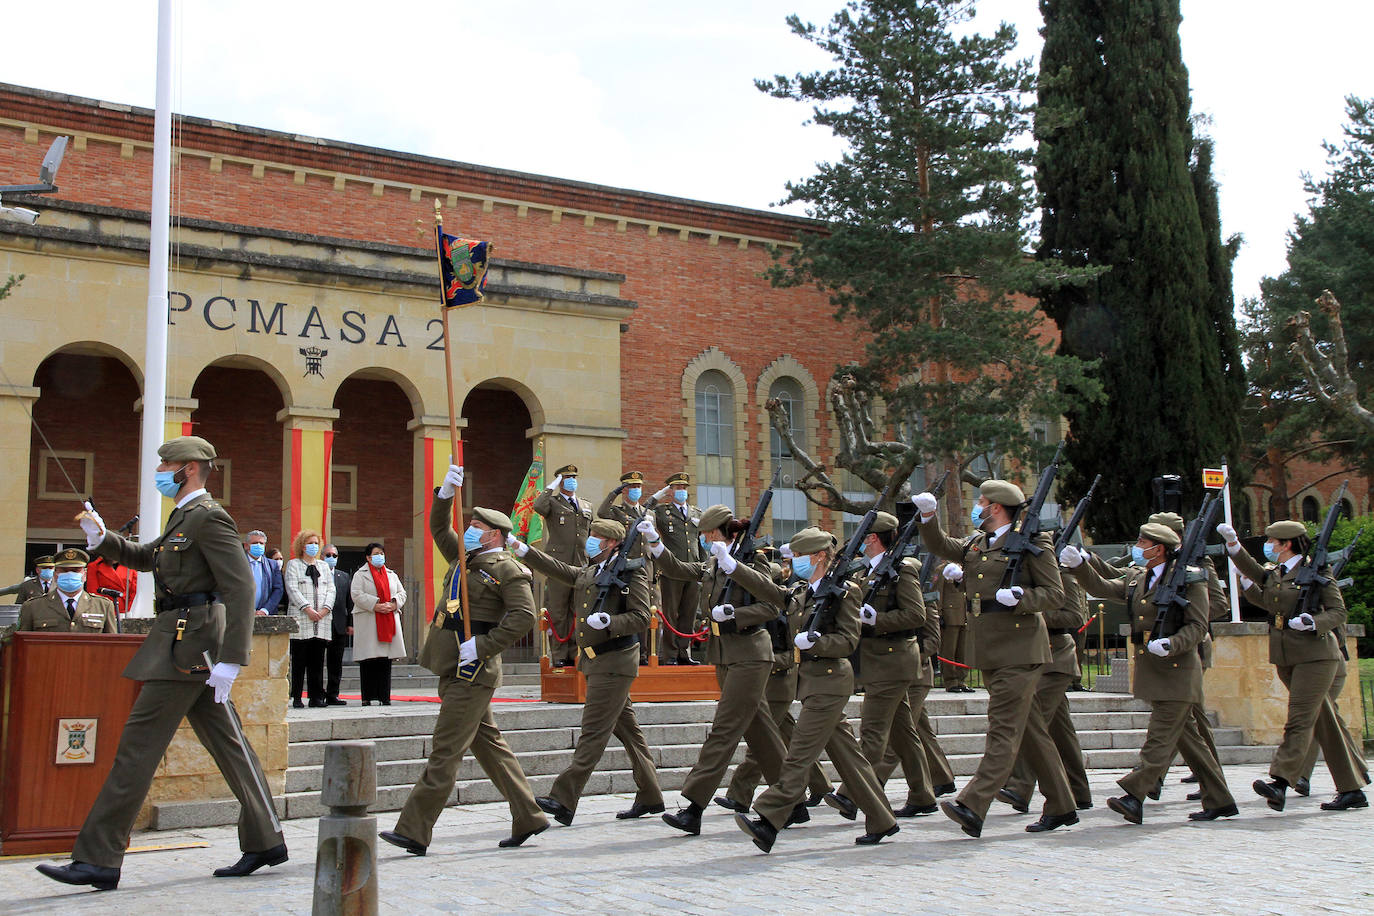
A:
[[337, 694, 531, 704]]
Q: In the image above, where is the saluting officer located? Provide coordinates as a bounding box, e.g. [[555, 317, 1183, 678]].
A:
[[533, 464, 593, 667], [913, 480, 1077, 837], [38, 436, 285, 892], [382, 466, 548, 854], [648, 472, 703, 664], [512, 518, 663, 824], [1061, 522, 1237, 823], [1220, 519, 1370, 811], [9, 554, 56, 603], [17, 548, 117, 633]]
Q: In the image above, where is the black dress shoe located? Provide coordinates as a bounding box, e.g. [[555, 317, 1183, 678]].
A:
[[1294, 777, 1311, 797], [661, 657, 678, 665], [1188, 803, 1239, 821], [996, 787, 1030, 814], [945, 685, 963, 693], [379, 830, 427, 856], [1076, 801, 1094, 811], [292, 698, 305, 709], [735, 814, 777, 853], [308, 699, 327, 708], [785, 803, 811, 827], [1025, 811, 1079, 833], [1321, 789, 1368, 811], [713, 796, 749, 813], [35, 860, 120, 891], [498, 823, 548, 847], [1180, 773, 1199, 784], [680, 656, 701, 666], [326, 698, 347, 706], [940, 800, 983, 838], [1147, 778, 1163, 801], [893, 802, 938, 817], [1069, 683, 1090, 692], [855, 823, 900, 845], [806, 788, 829, 807], [616, 801, 666, 820], [1253, 779, 1286, 811], [1186, 791, 1202, 801], [213, 844, 288, 877], [379, 700, 391, 706], [933, 782, 956, 797], [958, 685, 977, 694], [1107, 794, 1144, 824], [825, 791, 858, 820], [662, 803, 703, 835], [535, 796, 575, 826]]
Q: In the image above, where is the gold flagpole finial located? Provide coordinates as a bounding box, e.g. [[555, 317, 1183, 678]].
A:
[[434, 198, 443, 224]]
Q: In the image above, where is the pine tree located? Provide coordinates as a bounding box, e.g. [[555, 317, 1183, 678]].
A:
[[1036, 0, 1243, 539]]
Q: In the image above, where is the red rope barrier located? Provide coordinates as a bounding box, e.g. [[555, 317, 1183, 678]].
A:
[[655, 606, 709, 643], [543, 611, 575, 644], [936, 655, 972, 669], [1077, 613, 1099, 635]]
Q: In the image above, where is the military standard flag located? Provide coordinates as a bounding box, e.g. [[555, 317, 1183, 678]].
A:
[[511, 439, 545, 545], [436, 227, 492, 306]]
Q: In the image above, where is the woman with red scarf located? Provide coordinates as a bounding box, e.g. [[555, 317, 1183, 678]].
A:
[[349, 542, 408, 705]]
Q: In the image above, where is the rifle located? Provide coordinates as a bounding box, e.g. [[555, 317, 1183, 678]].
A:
[[1294, 480, 1350, 616], [588, 512, 646, 623], [1149, 489, 1224, 641], [1054, 474, 1101, 555], [865, 472, 949, 610], [804, 484, 890, 640], [716, 464, 784, 609], [1332, 527, 1363, 589], [999, 441, 1065, 590]]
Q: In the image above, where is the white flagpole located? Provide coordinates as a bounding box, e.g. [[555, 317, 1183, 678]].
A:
[[1221, 461, 1240, 622], [131, 0, 174, 617]]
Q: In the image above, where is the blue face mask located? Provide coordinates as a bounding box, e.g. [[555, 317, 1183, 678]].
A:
[[674, 489, 689, 504], [626, 487, 642, 502], [370, 554, 386, 568], [57, 572, 83, 593], [39, 567, 54, 581], [699, 534, 709, 551], [1263, 542, 1280, 563], [563, 478, 579, 493], [304, 543, 320, 558], [248, 543, 265, 559], [154, 465, 186, 499], [1131, 545, 1147, 566], [970, 504, 986, 527], [464, 526, 485, 552], [324, 555, 337, 569], [791, 555, 814, 580], [585, 535, 604, 558]]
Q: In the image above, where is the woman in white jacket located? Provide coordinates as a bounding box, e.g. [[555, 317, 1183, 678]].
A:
[[285, 529, 336, 708], [350, 542, 407, 706]]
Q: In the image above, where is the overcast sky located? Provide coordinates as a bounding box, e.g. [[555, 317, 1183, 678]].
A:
[[2, 1, 1369, 305]]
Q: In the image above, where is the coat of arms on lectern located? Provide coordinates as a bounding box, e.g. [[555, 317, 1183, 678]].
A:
[[55, 718, 98, 765]]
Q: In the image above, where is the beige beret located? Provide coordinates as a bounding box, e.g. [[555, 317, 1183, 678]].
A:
[[871, 511, 899, 534], [1266, 520, 1307, 540], [1148, 511, 1185, 534], [980, 479, 1026, 507], [1138, 522, 1181, 549], [698, 504, 734, 532], [789, 526, 838, 555], [158, 435, 216, 462], [591, 518, 626, 540], [471, 506, 514, 534]]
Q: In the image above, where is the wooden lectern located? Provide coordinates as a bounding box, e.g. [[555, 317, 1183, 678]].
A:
[[0, 632, 144, 855]]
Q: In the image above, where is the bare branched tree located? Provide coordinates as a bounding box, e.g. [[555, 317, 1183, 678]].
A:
[[1288, 290, 1374, 433]]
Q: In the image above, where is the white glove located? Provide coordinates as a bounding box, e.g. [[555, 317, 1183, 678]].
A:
[[778, 544, 794, 560], [942, 563, 963, 582], [587, 611, 611, 630], [1238, 574, 1254, 591], [912, 492, 937, 515], [652, 486, 670, 501], [459, 637, 478, 664], [1146, 638, 1170, 657], [1216, 523, 1238, 545], [794, 631, 816, 650], [636, 518, 660, 542], [709, 540, 738, 574], [1288, 613, 1316, 631], [859, 603, 878, 625], [995, 586, 1023, 607], [206, 662, 240, 704], [547, 474, 564, 492], [505, 534, 529, 557], [78, 500, 106, 548], [648, 540, 665, 558], [438, 463, 465, 499], [711, 604, 735, 622], [1059, 546, 1083, 568]]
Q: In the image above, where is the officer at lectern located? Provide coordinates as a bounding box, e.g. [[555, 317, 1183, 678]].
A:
[[36, 436, 286, 892]]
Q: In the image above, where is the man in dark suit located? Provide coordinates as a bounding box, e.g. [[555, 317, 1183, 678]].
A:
[[323, 543, 354, 706], [244, 529, 283, 616]]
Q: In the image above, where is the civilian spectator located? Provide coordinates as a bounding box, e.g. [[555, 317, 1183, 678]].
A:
[[244, 529, 284, 617], [285, 529, 335, 708], [268, 548, 288, 614], [350, 542, 406, 706], [323, 544, 354, 706], [84, 554, 138, 616]]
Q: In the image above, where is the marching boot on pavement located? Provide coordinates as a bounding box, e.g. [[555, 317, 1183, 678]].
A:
[[38, 437, 285, 892], [1295, 625, 1370, 809], [382, 469, 548, 854], [874, 601, 953, 814], [1221, 519, 1370, 812], [914, 480, 1077, 837], [533, 465, 594, 668], [647, 473, 704, 664], [513, 518, 663, 824]]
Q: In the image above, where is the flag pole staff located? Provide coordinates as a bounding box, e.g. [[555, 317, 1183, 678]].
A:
[[434, 200, 471, 645]]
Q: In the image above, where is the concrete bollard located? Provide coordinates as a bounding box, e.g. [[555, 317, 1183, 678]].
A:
[[313, 740, 379, 916]]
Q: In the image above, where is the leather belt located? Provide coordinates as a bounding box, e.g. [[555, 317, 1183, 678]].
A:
[[584, 634, 636, 655], [869, 629, 919, 641], [155, 592, 216, 612], [1046, 627, 1076, 636], [977, 600, 1012, 615]]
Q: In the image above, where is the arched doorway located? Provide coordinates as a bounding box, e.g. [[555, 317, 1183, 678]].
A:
[[461, 385, 534, 520]]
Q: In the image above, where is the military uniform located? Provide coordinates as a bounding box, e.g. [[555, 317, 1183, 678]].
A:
[[648, 473, 703, 663], [532, 464, 593, 666], [523, 518, 662, 820], [19, 582, 117, 633], [392, 500, 548, 848], [1229, 523, 1368, 801], [12, 557, 56, 604], [1298, 626, 1370, 789], [939, 559, 971, 691], [598, 471, 656, 663], [918, 480, 1075, 831], [72, 437, 283, 871]]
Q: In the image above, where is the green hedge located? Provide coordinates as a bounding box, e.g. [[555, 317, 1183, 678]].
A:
[[1330, 516, 1374, 658]]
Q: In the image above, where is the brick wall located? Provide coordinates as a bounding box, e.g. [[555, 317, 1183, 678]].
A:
[[460, 387, 533, 522], [330, 377, 413, 573], [189, 366, 285, 545]]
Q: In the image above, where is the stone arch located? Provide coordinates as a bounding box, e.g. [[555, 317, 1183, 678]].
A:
[[459, 375, 545, 431], [29, 339, 144, 389], [333, 365, 426, 422], [193, 353, 295, 409], [681, 347, 748, 515]]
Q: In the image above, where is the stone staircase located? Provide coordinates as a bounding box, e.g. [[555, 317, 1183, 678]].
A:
[[335, 661, 542, 696], [148, 690, 1277, 830]]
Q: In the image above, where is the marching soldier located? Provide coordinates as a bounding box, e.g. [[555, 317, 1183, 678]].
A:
[[1061, 522, 1237, 823], [511, 518, 664, 824], [939, 551, 972, 693], [913, 480, 1078, 836], [17, 548, 117, 633], [381, 466, 549, 854], [1220, 519, 1370, 811], [1295, 623, 1369, 803], [730, 527, 899, 851], [648, 472, 703, 664], [599, 470, 655, 664], [38, 436, 285, 891], [533, 464, 594, 667], [8, 554, 56, 603], [642, 508, 792, 836]]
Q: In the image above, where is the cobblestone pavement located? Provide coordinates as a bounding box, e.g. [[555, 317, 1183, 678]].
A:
[[4, 769, 1369, 914]]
